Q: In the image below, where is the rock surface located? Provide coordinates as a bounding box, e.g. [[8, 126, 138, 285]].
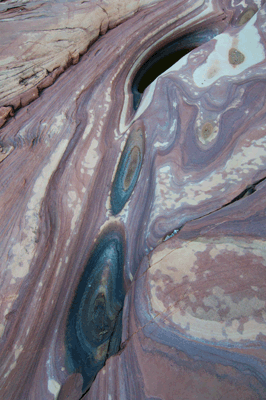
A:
[[0, 0, 164, 125], [0, 0, 266, 399]]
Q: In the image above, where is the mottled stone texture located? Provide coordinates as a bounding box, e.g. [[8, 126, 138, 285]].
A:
[[0, 0, 266, 399], [0, 0, 164, 115]]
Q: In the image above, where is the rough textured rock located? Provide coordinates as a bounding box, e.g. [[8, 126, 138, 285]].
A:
[[0, 0, 266, 399], [0, 0, 164, 125]]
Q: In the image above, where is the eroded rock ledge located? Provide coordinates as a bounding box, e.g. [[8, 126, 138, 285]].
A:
[[0, 0, 164, 126]]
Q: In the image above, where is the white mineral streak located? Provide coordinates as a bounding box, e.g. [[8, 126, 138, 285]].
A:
[[3, 344, 23, 378], [149, 238, 266, 342], [7, 139, 69, 280], [231, 0, 243, 7], [81, 138, 99, 176], [105, 87, 111, 102], [48, 379, 61, 398], [121, 0, 214, 130], [154, 119, 177, 149], [193, 12, 265, 87], [55, 258, 62, 278], [82, 110, 95, 140], [70, 199, 82, 232], [42, 113, 67, 146], [254, 0, 262, 8], [119, 200, 130, 224], [68, 191, 77, 202], [133, 80, 157, 123]]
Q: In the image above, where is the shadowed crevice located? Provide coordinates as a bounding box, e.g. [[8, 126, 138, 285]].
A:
[[132, 29, 219, 110], [222, 177, 266, 207], [162, 175, 266, 243]]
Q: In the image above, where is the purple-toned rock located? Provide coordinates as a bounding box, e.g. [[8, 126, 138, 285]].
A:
[[0, 0, 266, 399]]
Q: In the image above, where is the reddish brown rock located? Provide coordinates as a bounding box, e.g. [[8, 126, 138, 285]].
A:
[[99, 181, 266, 400], [0, 106, 13, 129], [0, 0, 165, 113], [0, 0, 266, 399]]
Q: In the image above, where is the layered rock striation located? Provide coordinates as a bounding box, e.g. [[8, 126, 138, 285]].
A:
[[0, 0, 266, 399]]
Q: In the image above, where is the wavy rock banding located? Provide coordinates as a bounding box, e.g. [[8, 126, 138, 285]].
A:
[[0, 0, 266, 399]]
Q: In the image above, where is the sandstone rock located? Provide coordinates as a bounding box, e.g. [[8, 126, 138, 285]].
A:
[[0, 0, 265, 399], [0, 0, 164, 111]]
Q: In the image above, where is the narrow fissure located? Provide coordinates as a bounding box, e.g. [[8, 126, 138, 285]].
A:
[[163, 175, 266, 242], [78, 309, 124, 400], [222, 176, 266, 207]]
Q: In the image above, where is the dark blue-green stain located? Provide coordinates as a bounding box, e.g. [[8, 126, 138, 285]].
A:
[[111, 126, 145, 215], [65, 228, 125, 391]]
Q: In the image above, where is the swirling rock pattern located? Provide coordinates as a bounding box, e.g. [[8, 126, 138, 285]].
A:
[[0, 0, 266, 399], [94, 181, 266, 400], [111, 121, 145, 215], [66, 225, 125, 391]]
